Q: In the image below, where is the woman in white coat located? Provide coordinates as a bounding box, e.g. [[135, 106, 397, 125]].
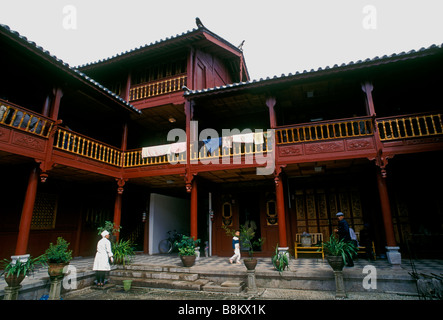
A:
[[93, 230, 114, 287]]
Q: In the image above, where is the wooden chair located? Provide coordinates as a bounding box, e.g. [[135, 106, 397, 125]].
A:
[[355, 232, 376, 260], [294, 233, 324, 259]]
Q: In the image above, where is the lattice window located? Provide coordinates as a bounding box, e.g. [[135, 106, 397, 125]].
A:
[[31, 193, 58, 230]]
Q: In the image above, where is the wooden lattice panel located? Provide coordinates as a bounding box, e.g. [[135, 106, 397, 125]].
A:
[[31, 193, 58, 230]]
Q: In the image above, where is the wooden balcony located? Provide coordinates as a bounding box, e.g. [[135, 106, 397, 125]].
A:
[[2, 100, 442, 181], [129, 74, 187, 101], [54, 128, 123, 167], [0, 99, 55, 160], [276, 117, 374, 144], [377, 112, 443, 155], [275, 113, 443, 164], [123, 148, 186, 167], [377, 113, 442, 141], [49, 112, 442, 176], [123, 132, 272, 171], [1, 99, 54, 138], [275, 116, 377, 164]]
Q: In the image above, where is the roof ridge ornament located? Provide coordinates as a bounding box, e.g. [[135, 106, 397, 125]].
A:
[[196, 17, 205, 29]]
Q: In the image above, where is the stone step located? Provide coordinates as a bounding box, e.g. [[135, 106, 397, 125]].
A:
[[202, 280, 245, 293], [110, 269, 199, 281], [124, 264, 193, 273], [111, 276, 210, 291]]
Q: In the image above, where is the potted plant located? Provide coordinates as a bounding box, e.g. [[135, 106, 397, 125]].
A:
[[175, 235, 200, 267], [123, 279, 133, 291], [43, 237, 73, 277], [223, 225, 264, 270], [322, 235, 357, 271], [112, 239, 135, 268], [272, 244, 289, 273], [1, 255, 46, 287]]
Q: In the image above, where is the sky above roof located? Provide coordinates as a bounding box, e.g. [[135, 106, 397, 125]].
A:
[[1, 0, 442, 81]]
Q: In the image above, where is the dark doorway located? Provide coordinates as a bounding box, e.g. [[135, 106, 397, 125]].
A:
[[238, 192, 262, 252]]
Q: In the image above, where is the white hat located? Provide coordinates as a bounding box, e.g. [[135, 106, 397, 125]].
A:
[[336, 212, 344, 217], [101, 230, 109, 237]]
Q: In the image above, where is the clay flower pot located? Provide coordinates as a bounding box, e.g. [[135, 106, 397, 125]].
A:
[[5, 274, 25, 287], [326, 255, 345, 271], [243, 258, 258, 270], [48, 262, 69, 278], [180, 255, 196, 267]]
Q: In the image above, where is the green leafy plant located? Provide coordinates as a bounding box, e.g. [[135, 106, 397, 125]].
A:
[[321, 235, 357, 263], [223, 225, 264, 259], [97, 221, 121, 237], [44, 237, 73, 264], [272, 244, 289, 273], [174, 235, 200, 256], [112, 239, 135, 267], [1, 255, 46, 278]]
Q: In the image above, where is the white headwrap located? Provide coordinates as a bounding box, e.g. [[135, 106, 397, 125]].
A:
[[101, 230, 109, 238]]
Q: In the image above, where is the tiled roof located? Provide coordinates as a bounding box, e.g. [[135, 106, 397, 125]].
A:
[[0, 24, 141, 114], [77, 24, 244, 70], [184, 43, 443, 98]]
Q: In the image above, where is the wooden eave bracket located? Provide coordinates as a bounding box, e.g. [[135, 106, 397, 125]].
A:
[[369, 149, 394, 178], [202, 32, 243, 58], [116, 178, 128, 194]]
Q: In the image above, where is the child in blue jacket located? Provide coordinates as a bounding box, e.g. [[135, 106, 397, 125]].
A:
[[229, 230, 241, 264]]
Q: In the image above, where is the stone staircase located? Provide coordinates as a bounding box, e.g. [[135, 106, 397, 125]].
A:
[[110, 264, 245, 293]]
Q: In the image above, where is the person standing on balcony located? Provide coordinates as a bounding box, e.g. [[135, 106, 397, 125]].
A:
[[334, 212, 354, 267], [93, 230, 114, 287]]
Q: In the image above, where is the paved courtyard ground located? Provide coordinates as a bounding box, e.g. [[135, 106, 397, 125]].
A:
[[63, 284, 419, 300]]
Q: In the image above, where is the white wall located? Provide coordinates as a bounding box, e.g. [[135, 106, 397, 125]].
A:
[[148, 193, 190, 254]]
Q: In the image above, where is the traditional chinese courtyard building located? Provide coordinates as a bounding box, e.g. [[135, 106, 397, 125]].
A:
[[1, 20, 442, 264]]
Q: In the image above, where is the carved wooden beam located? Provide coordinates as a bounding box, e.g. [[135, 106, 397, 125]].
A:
[[116, 178, 128, 194]]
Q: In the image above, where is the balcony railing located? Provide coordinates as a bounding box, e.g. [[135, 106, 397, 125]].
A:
[[124, 148, 186, 167], [191, 134, 273, 163], [124, 133, 273, 167], [0, 99, 54, 138], [4, 104, 441, 172], [276, 117, 374, 144], [129, 74, 187, 101], [54, 128, 123, 167], [377, 113, 442, 141]]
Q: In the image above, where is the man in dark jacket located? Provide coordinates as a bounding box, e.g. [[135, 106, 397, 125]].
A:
[[335, 212, 354, 267]]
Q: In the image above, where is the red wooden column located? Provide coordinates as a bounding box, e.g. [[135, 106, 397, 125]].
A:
[[376, 170, 397, 247], [190, 178, 198, 240], [113, 194, 122, 242], [266, 96, 277, 129], [122, 72, 132, 102], [274, 170, 288, 248], [361, 82, 376, 116], [49, 87, 63, 120], [113, 179, 126, 242], [185, 98, 198, 240], [15, 166, 39, 255], [376, 168, 401, 265]]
